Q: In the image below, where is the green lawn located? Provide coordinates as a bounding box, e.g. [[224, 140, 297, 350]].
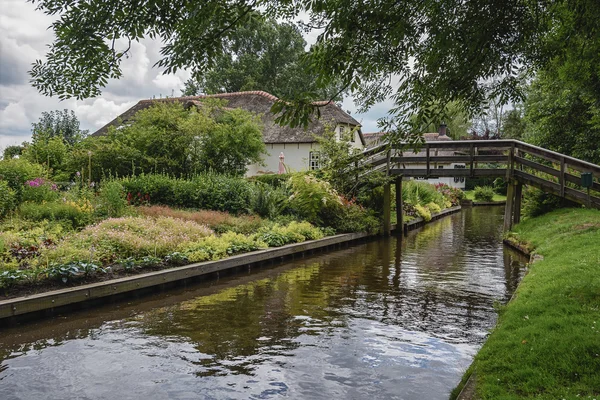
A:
[[452, 208, 600, 399], [463, 190, 507, 202]]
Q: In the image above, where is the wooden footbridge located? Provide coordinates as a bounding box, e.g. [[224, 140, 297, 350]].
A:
[[360, 139, 600, 234]]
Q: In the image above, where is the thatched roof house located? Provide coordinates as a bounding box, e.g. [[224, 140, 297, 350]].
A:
[[92, 91, 365, 145]]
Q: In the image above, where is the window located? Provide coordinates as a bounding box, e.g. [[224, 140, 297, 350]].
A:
[[309, 151, 321, 170], [438, 165, 444, 169]]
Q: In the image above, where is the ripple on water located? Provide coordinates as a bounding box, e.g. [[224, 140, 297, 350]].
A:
[[0, 207, 527, 400]]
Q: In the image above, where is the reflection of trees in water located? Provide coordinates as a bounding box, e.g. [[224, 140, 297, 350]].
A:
[[0, 207, 524, 378]]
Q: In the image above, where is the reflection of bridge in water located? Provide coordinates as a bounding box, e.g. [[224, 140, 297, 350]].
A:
[[360, 139, 600, 233]]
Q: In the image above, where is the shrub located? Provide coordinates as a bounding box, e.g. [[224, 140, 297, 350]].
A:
[[402, 181, 446, 209], [64, 216, 214, 262], [257, 224, 305, 247], [288, 174, 341, 223], [473, 186, 495, 202], [180, 232, 266, 262], [320, 202, 381, 233], [136, 205, 264, 234], [285, 221, 324, 240], [0, 158, 46, 202], [415, 204, 432, 221], [119, 173, 254, 214], [0, 268, 26, 289], [97, 181, 128, 217], [434, 183, 464, 207], [426, 202, 441, 214], [19, 201, 93, 228], [252, 173, 290, 188], [522, 186, 579, 218], [251, 182, 289, 219], [0, 181, 16, 218], [22, 178, 60, 203]]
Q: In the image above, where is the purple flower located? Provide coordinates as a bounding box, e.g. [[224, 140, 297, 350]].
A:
[[76, 171, 81, 177]]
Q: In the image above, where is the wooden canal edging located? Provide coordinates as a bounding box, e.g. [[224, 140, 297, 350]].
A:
[[0, 206, 461, 322]]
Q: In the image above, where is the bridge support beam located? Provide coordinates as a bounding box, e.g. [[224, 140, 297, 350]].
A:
[[514, 182, 523, 225], [395, 177, 403, 233], [504, 180, 516, 232], [383, 183, 391, 236]]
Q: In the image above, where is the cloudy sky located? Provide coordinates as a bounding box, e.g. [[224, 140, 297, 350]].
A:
[[0, 1, 392, 149]]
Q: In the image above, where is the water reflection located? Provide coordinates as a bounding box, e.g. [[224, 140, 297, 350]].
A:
[[0, 207, 526, 400]]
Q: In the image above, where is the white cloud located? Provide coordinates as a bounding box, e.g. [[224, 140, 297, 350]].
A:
[[0, 2, 392, 146]]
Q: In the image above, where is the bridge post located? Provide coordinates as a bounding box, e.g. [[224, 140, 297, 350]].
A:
[[395, 177, 403, 233], [383, 183, 391, 236], [504, 179, 516, 232], [514, 182, 523, 225]]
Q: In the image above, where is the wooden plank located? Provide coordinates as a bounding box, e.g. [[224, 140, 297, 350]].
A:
[[383, 183, 391, 236], [395, 177, 403, 228], [514, 170, 600, 208], [389, 168, 506, 177], [564, 172, 600, 192], [514, 156, 561, 177], [426, 144, 430, 177], [504, 180, 515, 232], [514, 183, 523, 224], [515, 141, 600, 175], [390, 155, 507, 164], [560, 157, 566, 197]]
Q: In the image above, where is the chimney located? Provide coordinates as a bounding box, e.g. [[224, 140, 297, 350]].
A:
[[439, 123, 447, 137]]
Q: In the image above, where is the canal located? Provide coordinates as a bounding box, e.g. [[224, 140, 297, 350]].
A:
[[0, 206, 526, 399]]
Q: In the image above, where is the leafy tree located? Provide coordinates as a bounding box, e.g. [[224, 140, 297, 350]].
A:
[[31, 109, 88, 146], [2, 145, 23, 160], [67, 101, 265, 180], [22, 133, 68, 174], [182, 18, 345, 101], [414, 101, 471, 140], [28, 0, 598, 142], [501, 107, 526, 140]]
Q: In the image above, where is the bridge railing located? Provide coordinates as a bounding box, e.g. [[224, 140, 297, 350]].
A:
[[359, 138, 600, 209]]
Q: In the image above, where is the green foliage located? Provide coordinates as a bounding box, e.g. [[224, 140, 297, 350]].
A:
[[119, 173, 254, 214], [288, 174, 340, 224], [22, 134, 68, 175], [473, 186, 495, 202], [2, 145, 23, 160], [522, 186, 579, 218], [251, 182, 288, 219], [19, 201, 93, 229], [402, 181, 446, 209], [31, 109, 88, 146], [182, 18, 346, 101], [31, 0, 589, 137], [181, 232, 267, 262], [0, 181, 16, 218], [97, 181, 128, 218], [21, 178, 60, 203], [320, 202, 381, 234], [191, 108, 266, 176], [0, 158, 46, 202], [414, 204, 432, 222], [251, 173, 290, 188], [501, 107, 526, 140], [50, 216, 214, 263]]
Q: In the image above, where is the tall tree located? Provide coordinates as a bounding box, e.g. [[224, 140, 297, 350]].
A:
[[182, 18, 345, 101], [31, 109, 88, 146], [520, 0, 600, 163], [28, 0, 598, 142]]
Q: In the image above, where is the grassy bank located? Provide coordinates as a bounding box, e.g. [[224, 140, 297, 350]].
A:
[[453, 208, 600, 399], [463, 190, 507, 202]]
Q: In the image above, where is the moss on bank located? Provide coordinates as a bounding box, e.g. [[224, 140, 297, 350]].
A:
[[453, 208, 600, 399]]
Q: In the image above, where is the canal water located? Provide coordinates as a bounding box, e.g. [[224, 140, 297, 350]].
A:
[[0, 207, 526, 400]]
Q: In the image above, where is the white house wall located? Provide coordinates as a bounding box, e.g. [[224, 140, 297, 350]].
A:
[[246, 143, 320, 176]]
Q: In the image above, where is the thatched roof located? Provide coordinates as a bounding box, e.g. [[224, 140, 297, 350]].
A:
[[91, 91, 364, 145]]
